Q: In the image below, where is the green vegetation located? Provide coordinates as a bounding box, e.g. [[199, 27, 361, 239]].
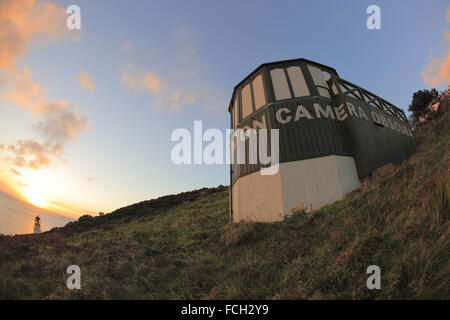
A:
[[408, 87, 442, 129], [0, 102, 448, 300]]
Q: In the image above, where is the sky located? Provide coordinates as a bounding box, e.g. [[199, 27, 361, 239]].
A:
[[0, 0, 449, 219], [0, 187, 73, 235]]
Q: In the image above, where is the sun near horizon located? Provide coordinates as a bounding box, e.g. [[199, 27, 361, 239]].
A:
[[0, 174, 85, 220]]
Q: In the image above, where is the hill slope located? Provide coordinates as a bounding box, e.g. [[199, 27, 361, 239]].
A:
[[0, 113, 448, 300]]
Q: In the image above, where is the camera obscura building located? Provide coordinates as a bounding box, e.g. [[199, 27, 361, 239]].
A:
[[229, 58, 415, 222]]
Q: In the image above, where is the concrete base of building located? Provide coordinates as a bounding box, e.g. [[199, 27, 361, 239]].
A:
[[231, 155, 360, 222]]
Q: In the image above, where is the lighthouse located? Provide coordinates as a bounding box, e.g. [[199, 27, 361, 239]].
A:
[[33, 215, 41, 234]]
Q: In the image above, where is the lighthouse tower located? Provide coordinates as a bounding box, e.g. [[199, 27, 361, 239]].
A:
[[33, 215, 41, 234]]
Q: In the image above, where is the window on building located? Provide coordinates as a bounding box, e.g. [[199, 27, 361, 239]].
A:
[[252, 74, 266, 110], [317, 87, 331, 98], [233, 96, 239, 128], [287, 66, 309, 97], [308, 65, 331, 98], [331, 81, 339, 96], [270, 68, 291, 100], [241, 83, 253, 119], [308, 65, 327, 87], [322, 71, 331, 81]]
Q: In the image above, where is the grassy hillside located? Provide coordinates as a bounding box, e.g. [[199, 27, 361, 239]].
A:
[[0, 112, 448, 300]]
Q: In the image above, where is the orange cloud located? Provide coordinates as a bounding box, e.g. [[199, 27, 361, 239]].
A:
[[0, 1, 87, 171], [0, 76, 8, 88], [1, 67, 69, 115], [3, 104, 87, 171], [7, 140, 56, 169], [10, 167, 22, 176], [0, 0, 68, 72], [121, 70, 161, 94], [141, 73, 161, 93], [2, 68, 88, 170], [119, 26, 227, 113], [120, 71, 137, 90], [2, 67, 43, 108], [440, 52, 450, 84], [5, 107, 89, 170], [421, 9, 450, 87], [78, 71, 95, 92], [444, 31, 450, 44], [421, 50, 450, 87]]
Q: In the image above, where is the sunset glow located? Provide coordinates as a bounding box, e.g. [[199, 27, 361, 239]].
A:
[[25, 187, 47, 208], [0, 0, 449, 223]]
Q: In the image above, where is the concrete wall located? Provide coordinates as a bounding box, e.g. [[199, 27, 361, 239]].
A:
[[280, 155, 360, 216], [231, 155, 360, 222], [335, 156, 362, 195], [231, 167, 284, 222]]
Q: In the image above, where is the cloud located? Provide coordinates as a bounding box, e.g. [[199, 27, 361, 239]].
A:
[[0, 1, 87, 171], [10, 167, 22, 176], [121, 70, 161, 94], [141, 73, 162, 93], [5, 107, 88, 170], [1, 67, 69, 115], [0, 77, 8, 88], [119, 25, 227, 112], [2, 69, 88, 170], [421, 10, 450, 87], [78, 71, 95, 92], [440, 52, 450, 84], [7, 139, 56, 169], [421, 50, 450, 87], [444, 30, 450, 44], [33, 108, 88, 143], [0, 0, 68, 72], [2, 67, 44, 109]]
